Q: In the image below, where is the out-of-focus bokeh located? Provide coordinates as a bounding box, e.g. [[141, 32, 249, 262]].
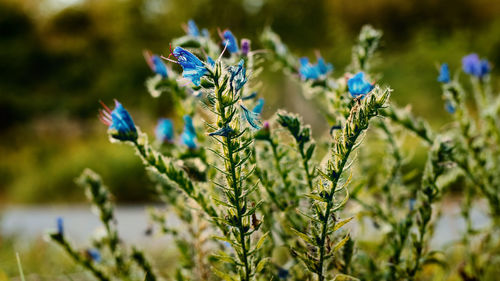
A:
[[1, 0, 500, 203]]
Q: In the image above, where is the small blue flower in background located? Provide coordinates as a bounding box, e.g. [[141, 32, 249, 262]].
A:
[[187, 19, 200, 37], [241, 39, 251, 56], [202, 28, 209, 38], [316, 57, 334, 76], [207, 56, 215, 67], [240, 104, 261, 130], [173, 47, 207, 86], [56, 217, 64, 236], [86, 248, 102, 263], [99, 100, 138, 142], [299, 57, 320, 80], [462, 53, 491, 79], [252, 98, 264, 114], [144, 51, 168, 78], [437, 63, 450, 83], [445, 100, 456, 114], [409, 198, 416, 211], [223, 30, 239, 53], [347, 72, 375, 98], [229, 60, 247, 91], [181, 115, 197, 149], [155, 118, 174, 143]]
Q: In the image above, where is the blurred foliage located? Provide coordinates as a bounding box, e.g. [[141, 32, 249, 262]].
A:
[[1, 0, 500, 202]]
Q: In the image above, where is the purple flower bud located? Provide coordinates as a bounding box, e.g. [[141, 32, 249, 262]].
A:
[[241, 39, 251, 56]]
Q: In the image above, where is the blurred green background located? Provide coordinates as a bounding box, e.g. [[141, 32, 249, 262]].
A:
[[1, 0, 500, 203]]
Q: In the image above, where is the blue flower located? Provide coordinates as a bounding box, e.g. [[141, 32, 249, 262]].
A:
[[207, 56, 215, 67], [86, 248, 102, 263], [181, 115, 197, 149], [241, 104, 261, 130], [56, 217, 64, 236], [316, 57, 333, 76], [100, 100, 138, 142], [278, 267, 290, 279], [144, 52, 168, 78], [151, 55, 168, 78], [187, 19, 200, 37], [155, 118, 174, 143], [445, 100, 456, 114], [252, 98, 264, 114], [173, 47, 207, 86], [299, 57, 320, 80], [437, 63, 450, 83], [223, 30, 239, 53], [462, 53, 491, 78], [202, 28, 210, 38], [409, 198, 416, 211], [347, 72, 374, 98]]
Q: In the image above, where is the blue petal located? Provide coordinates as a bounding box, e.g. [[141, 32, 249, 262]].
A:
[[151, 55, 168, 78], [462, 53, 490, 78], [437, 63, 450, 83], [223, 30, 239, 53], [445, 100, 456, 114], [207, 56, 215, 67], [155, 118, 174, 143], [299, 57, 320, 80], [87, 248, 102, 263], [241, 104, 261, 129], [208, 126, 233, 137], [316, 57, 333, 75], [183, 115, 196, 136], [347, 72, 374, 97], [187, 19, 200, 37], [56, 217, 64, 236], [252, 98, 264, 114], [110, 101, 138, 141], [173, 47, 207, 86]]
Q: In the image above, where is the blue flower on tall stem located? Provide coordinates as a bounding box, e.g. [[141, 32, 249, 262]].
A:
[[181, 115, 197, 149], [222, 30, 239, 53], [86, 248, 102, 263], [437, 63, 450, 83], [172, 47, 207, 86], [462, 53, 491, 79], [144, 51, 168, 78], [187, 19, 200, 37], [99, 100, 138, 142], [155, 118, 174, 143], [347, 72, 375, 98]]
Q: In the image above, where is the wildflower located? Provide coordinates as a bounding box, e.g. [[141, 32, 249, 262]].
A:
[[223, 30, 239, 53], [254, 121, 271, 140], [462, 53, 491, 79], [208, 125, 233, 137], [241, 39, 251, 56], [445, 100, 456, 114], [240, 104, 261, 129], [155, 118, 174, 143], [144, 52, 168, 78], [316, 57, 333, 76], [181, 115, 197, 149], [347, 72, 374, 98], [252, 98, 264, 114], [299, 57, 320, 80], [99, 100, 138, 142], [201, 28, 209, 38], [187, 19, 200, 37], [437, 63, 450, 83], [86, 248, 102, 263], [409, 198, 416, 211], [56, 217, 64, 236], [172, 47, 207, 86]]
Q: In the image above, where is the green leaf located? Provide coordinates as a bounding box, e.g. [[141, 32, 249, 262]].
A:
[[255, 257, 270, 273], [290, 228, 315, 246], [211, 266, 237, 281], [333, 217, 354, 232], [333, 234, 351, 253]]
